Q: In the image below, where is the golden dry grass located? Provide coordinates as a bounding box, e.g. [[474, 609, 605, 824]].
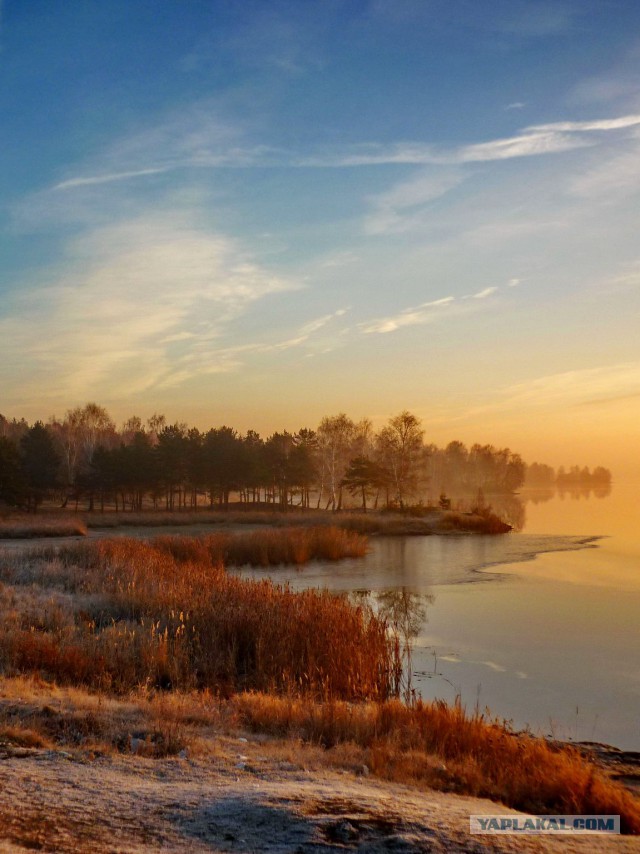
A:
[[0, 535, 391, 700], [0, 674, 638, 833], [438, 510, 512, 534], [234, 693, 640, 834], [0, 675, 206, 758], [0, 515, 87, 539], [1, 531, 637, 834], [82, 508, 395, 536], [149, 526, 369, 567]]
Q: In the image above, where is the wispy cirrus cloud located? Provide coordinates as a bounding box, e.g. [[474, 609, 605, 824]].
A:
[[569, 132, 640, 201], [454, 361, 640, 420], [422, 359, 640, 434], [359, 296, 456, 334], [0, 209, 303, 405], [256, 309, 349, 353], [501, 362, 640, 412], [150, 308, 350, 389], [528, 115, 640, 133], [455, 130, 586, 163], [48, 107, 640, 196], [358, 284, 505, 335], [302, 112, 640, 168], [53, 168, 169, 190], [49, 104, 279, 193], [363, 169, 463, 235], [470, 286, 498, 299]]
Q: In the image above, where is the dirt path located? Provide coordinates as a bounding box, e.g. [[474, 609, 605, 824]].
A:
[[0, 741, 636, 853]]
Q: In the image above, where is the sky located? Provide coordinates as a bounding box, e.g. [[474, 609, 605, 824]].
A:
[[1, 0, 640, 473]]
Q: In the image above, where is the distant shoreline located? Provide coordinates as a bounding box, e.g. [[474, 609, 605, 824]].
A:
[[0, 506, 512, 543]]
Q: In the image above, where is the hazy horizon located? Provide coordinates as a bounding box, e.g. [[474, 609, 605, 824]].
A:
[[2, 2, 639, 477]]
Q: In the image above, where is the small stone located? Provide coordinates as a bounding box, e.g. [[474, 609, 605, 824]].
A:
[[328, 820, 359, 843]]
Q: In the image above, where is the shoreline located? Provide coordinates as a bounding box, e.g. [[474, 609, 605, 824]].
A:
[[3, 736, 635, 853], [0, 506, 513, 542], [0, 679, 637, 851]]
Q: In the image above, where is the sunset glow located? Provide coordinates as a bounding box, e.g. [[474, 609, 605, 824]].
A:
[[2, 2, 640, 473]]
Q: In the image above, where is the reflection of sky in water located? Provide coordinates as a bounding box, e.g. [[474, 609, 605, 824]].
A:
[[238, 532, 599, 592], [238, 482, 640, 751]]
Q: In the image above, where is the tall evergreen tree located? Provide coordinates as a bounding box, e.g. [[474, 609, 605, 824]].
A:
[[20, 422, 61, 510]]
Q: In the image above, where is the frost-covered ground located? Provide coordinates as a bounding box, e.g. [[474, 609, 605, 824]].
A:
[[0, 736, 635, 853]]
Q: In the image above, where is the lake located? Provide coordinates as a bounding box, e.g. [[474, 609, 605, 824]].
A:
[[239, 482, 640, 751]]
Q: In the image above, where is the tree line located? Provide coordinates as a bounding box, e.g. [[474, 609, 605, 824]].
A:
[[1, 403, 535, 513]]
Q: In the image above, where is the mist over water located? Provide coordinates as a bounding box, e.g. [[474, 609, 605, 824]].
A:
[[240, 482, 640, 750]]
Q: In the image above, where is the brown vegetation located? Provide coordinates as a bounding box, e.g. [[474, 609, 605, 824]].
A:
[[235, 693, 640, 834], [0, 531, 637, 834], [82, 507, 509, 536], [0, 515, 87, 539], [1, 677, 637, 833], [152, 526, 369, 567], [0, 506, 512, 538], [0, 534, 389, 699], [438, 509, 512, 534]]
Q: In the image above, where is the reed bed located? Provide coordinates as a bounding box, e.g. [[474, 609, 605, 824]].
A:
[[440, 510, 512, 534], [2, 530, 634, 831], [149, 526, 368, 567], [83, 508, 510, 536], [0, 516, 87, 539], [86, 509, 338, 530], [0, 536, 391, 700], [83, 508, 393, 535], [235, 693, 640, 834]]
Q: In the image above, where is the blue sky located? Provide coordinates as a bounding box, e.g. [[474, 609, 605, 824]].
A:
[[2, 0, 640, 468]]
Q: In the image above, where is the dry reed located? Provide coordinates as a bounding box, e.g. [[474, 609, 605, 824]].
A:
[[165, 526, 369, 566], [0, 536, 391, 700], [0, 516, 87, 539], [438, 510, 512, 534], [234, 693, 640, 834]]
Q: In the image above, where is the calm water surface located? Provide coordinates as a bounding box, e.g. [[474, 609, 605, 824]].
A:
[[240, 483, 640, 750]]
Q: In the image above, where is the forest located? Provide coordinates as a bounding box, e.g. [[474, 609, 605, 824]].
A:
[[0, 403, 608, 513]]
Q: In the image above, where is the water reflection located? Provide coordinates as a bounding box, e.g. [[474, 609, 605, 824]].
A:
[[523, 484, 612, 503], [238, 482, 639, 749], [378, 589, 433, 702], [351, 588, 435, 702], [484, 484, 613, 532]]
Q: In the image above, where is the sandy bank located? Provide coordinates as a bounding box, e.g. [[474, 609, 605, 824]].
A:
[[0, 737, 634, 853]]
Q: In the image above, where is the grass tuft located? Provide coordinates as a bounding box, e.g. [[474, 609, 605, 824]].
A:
[[234, 693, 640, 834]]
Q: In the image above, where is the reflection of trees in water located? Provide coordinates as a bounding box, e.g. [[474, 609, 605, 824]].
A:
[[557, 484, 612, 499], [436, 480, 613, 533], [482, 481, 613, 531], [523, 487, 555, 504], [523, 484, 612, 503], [352, 588, 434, 703]]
